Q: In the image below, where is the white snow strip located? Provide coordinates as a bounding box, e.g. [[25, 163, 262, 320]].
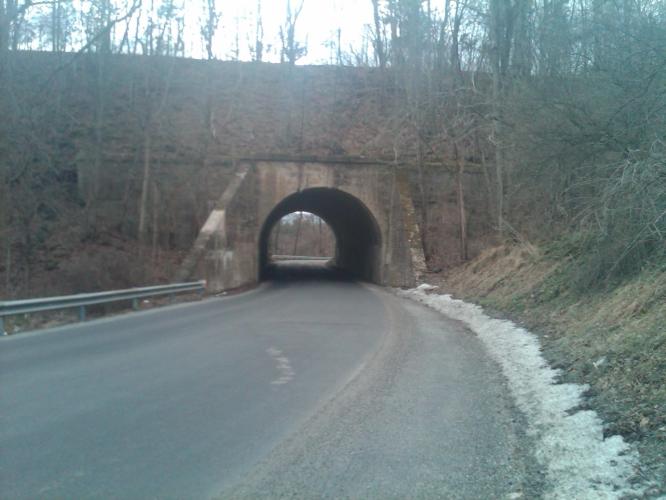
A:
[[398, 286, 646, 499]]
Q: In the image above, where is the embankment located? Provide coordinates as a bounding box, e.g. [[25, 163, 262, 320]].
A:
[[427, 244, 665, 490]]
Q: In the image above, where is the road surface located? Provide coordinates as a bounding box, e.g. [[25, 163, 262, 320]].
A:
[[0, 263, 539, 498]]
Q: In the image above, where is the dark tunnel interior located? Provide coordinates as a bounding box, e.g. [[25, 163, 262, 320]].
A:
[[259, 188, 382, 282]]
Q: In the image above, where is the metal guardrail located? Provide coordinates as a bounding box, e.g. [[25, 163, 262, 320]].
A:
[[0, 280, 206, 336]]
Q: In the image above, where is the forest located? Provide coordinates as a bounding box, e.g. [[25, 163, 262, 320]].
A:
[[1, 0, 664, 295]]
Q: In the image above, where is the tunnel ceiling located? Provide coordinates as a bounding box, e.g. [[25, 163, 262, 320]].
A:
[[259, 188, 382, 281]]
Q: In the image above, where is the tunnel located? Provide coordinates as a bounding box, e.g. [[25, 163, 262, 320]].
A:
[[259, 188, 382, 282]]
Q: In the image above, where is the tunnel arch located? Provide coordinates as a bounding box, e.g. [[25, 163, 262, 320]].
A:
[[258, 188, 382, 282]]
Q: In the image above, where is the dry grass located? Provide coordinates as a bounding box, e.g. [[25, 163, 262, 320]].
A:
[[427, 244, 666, 486]]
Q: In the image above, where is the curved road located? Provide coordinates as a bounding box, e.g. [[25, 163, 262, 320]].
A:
[[0, 263, 539, 498]]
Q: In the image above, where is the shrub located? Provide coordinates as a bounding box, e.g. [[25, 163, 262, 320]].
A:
[[571, 142, 666, 290]]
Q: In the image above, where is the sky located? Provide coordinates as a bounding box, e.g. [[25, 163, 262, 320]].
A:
[[22, 0, 375, 64], [180, 0, 375, 64]]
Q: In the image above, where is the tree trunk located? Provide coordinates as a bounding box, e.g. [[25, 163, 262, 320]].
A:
[[455, 144, 468, 261], [493, 109, 505, 235], [83, 52, 107, 236], [4, 233, 10, 295], [51, 0, 61, 52], [273, 221, 281, 254], [451, 1, 463, 75], [371, 0, 386, 68], [292, 212, 303, 255], [415, 137, 428, 251], [488, 0, 514, 236], [0, 0, 7, 53], [151, 181, 160, 268], [0, 0, 18, 52], [138, 130, 152, 251], [1, 179, 10, 295]]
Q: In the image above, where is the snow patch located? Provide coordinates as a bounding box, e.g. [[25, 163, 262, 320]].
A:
[[398, 285, 646, 499], [416, 283, 439, 292]]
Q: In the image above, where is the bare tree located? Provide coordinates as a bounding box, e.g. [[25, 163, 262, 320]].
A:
[[253, 0, 263, 62], [487, 0, 518, 235], [200, 0, 220, 60], [370, 0, 387, 68], [279, 0, 306, 65], [292, 211, 303, 254]]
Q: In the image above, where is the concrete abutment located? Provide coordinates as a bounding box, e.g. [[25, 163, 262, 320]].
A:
[[178, 159, 426, 291]]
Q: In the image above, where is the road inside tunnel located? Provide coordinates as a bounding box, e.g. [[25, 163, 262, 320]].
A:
[[264, 259, 352, 282], [259, 188, 382, 283]]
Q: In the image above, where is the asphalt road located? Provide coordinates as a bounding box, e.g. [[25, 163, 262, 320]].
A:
[[0, 263, 539, 499]]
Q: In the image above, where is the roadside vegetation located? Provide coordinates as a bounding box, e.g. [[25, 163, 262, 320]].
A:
[[1, 0, 664, 484], [3, 1, 664, 298], [432, 245, 665, 487]]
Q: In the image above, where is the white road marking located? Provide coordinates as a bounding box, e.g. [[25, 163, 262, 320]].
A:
[[267, 347, 295, 385]]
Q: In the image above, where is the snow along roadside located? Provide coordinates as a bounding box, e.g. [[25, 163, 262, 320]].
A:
[[397, 284, 647, 499]]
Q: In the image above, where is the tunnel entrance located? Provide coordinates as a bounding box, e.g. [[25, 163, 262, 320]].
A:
[[268, 212, 336, 259], [259, 188, 382, 282], [265, 212, 337, 280]]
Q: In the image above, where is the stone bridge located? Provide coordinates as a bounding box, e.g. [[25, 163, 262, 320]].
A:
[[6, 53, 492, 289], [177, 158, 427, 291]]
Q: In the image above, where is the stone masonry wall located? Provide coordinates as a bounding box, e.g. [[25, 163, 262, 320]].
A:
[[7, 52, 492, 271]]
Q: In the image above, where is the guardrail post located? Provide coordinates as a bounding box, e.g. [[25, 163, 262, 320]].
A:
[[132, 298, 139, 311], [79, 306, 86, 322], [1, 316, 6, 336]]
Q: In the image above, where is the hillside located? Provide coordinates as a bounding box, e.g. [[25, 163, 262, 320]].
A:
[[424, 244, 666, 489]]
